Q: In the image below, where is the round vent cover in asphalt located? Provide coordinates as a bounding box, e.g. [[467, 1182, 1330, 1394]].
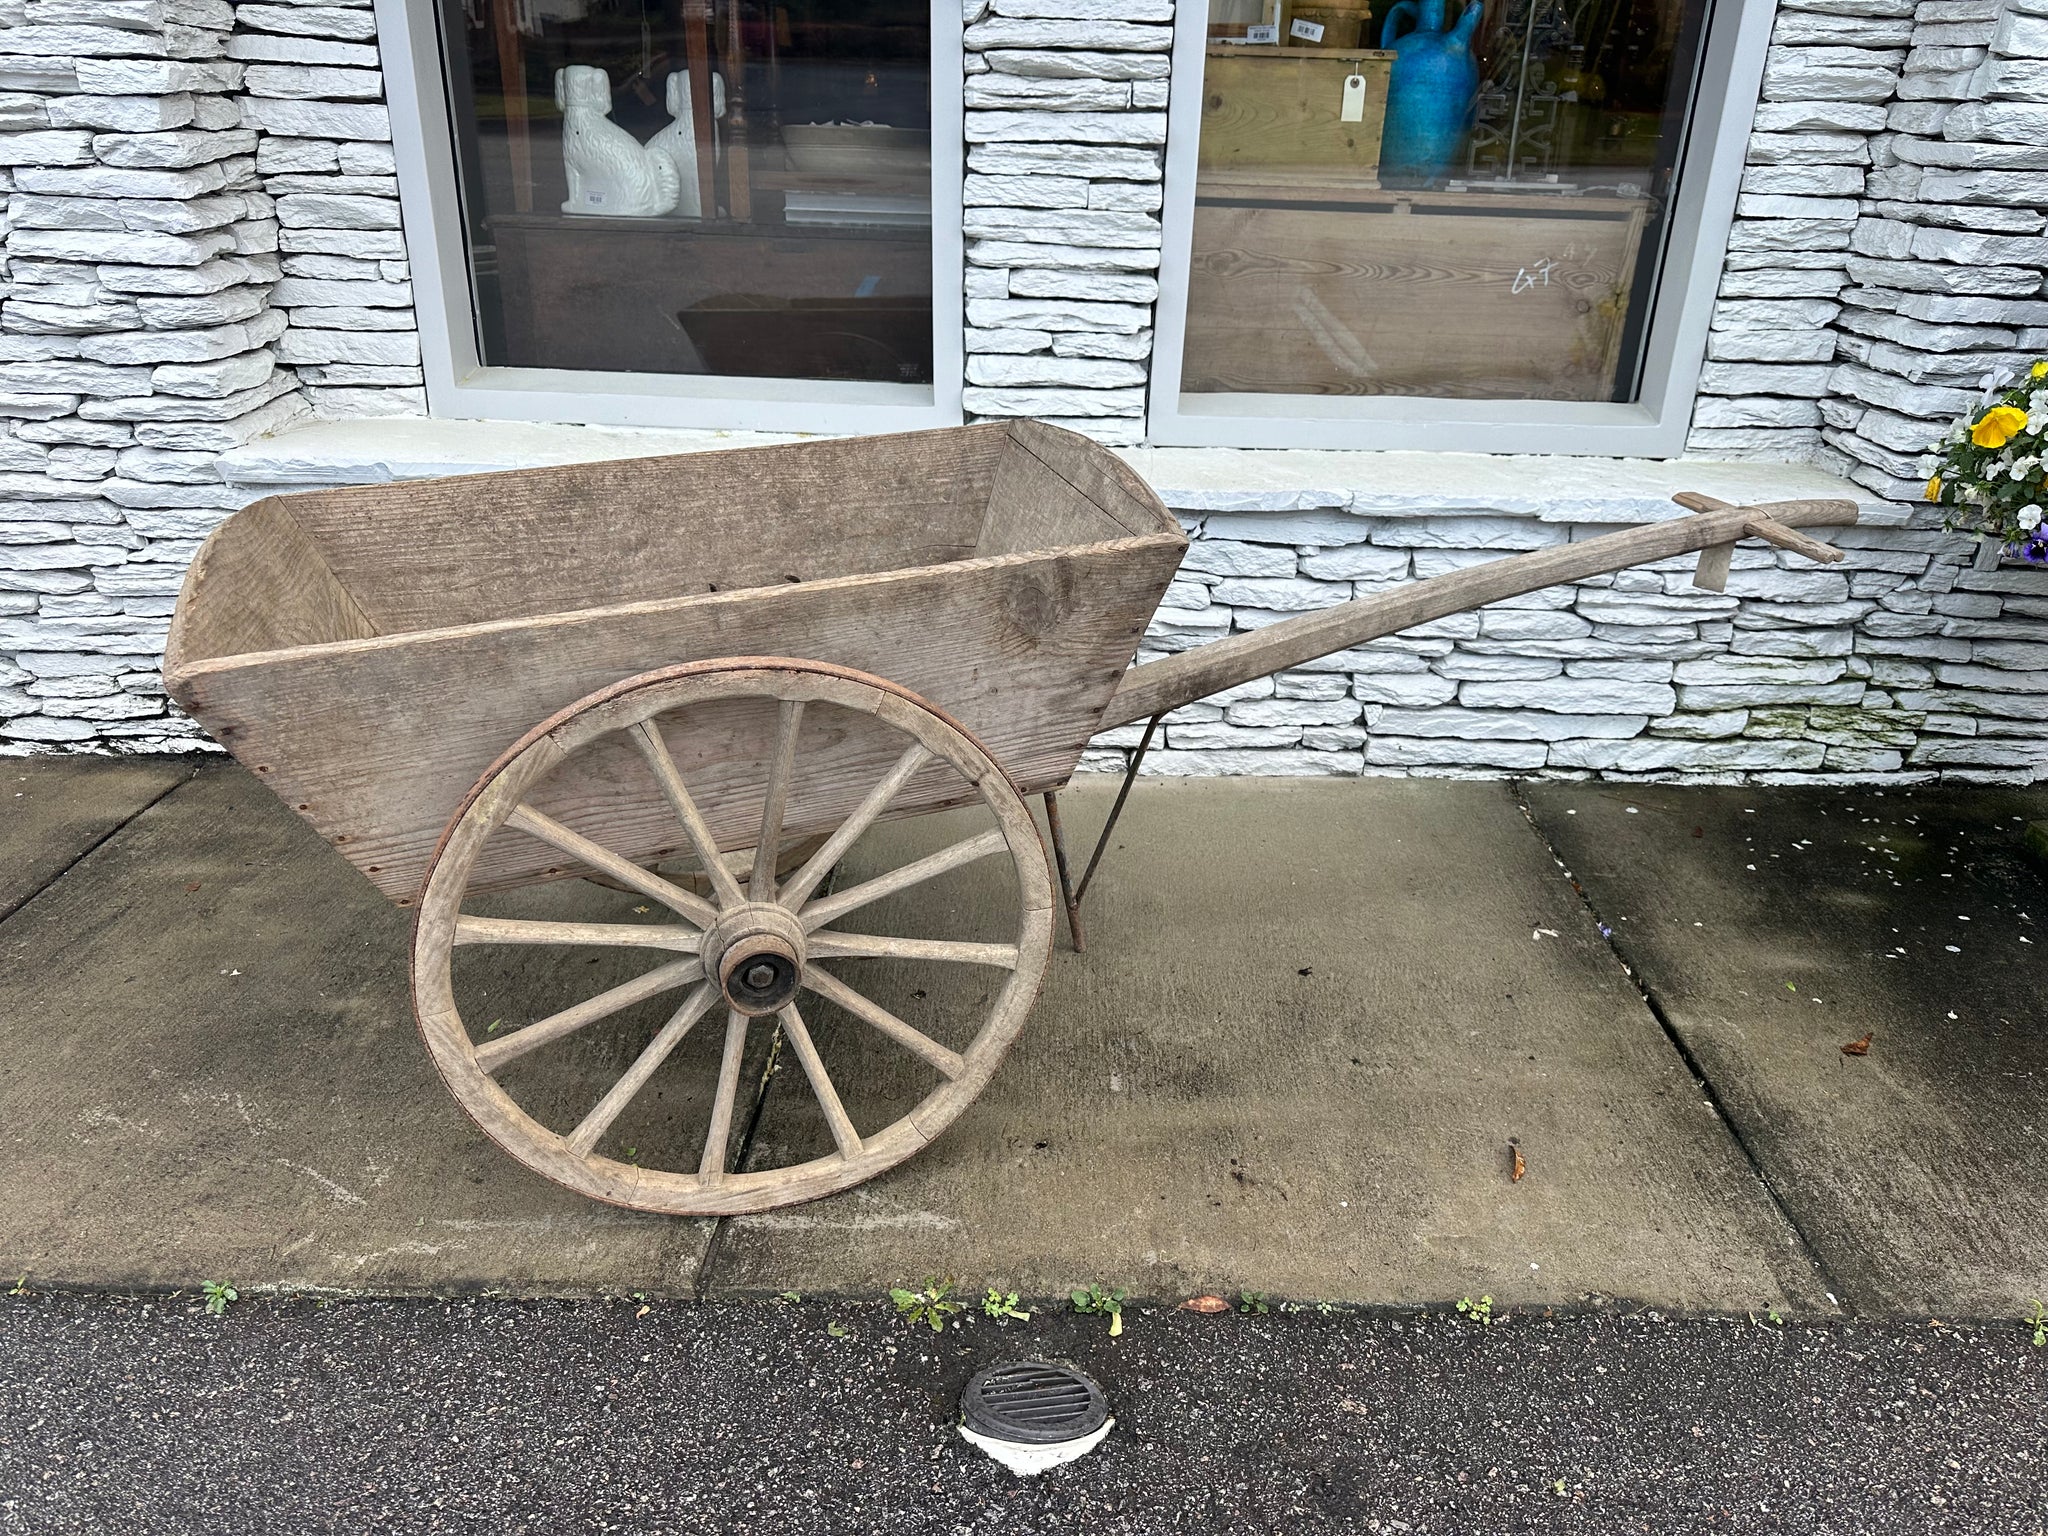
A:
[[961, 1360, 1110, 1446]]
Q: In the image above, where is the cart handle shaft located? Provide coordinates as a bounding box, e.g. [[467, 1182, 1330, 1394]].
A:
[[1102, 495, 1860, 730]]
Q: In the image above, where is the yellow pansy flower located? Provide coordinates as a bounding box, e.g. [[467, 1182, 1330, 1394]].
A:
[[2034, 360, 2048, 379], [1971, 405, 2028, 448], [1926, 474, 1942, 501]]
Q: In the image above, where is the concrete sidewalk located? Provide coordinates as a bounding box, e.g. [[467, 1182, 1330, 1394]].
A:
[[1, 759, 2042, 1319]]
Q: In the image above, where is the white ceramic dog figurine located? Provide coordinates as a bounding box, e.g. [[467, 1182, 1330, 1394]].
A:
[[647, 70, 705, 218], [556, 64, 679, 217]]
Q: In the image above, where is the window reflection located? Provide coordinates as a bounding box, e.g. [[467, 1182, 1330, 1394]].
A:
[[1185, 0, 1709, 403], [441, 0, 934, 384]]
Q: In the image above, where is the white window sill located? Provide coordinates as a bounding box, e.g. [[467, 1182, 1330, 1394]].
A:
[[219, 417, 1900, 530]]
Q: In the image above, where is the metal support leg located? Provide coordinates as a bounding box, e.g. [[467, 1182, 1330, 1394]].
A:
[[1073, 711, 1163, 907], [1042, 790, 1085, 953]]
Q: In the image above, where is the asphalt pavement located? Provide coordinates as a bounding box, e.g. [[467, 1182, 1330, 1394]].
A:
[[0, 1291, 2042, 1536]]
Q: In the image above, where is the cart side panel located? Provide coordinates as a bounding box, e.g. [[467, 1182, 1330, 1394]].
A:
[[975, 438, 1130, 559], [165, 498, 379, 673], [1004, 419, 1181, 540], [271, 424, 1012, 638], [172, 534, 1186, 902]]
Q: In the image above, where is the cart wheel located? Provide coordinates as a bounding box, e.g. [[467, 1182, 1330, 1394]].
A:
[[411, 659, 1054, 1216]]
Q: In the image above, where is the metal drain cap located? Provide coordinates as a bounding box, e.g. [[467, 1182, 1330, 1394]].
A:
[[961, 1360, 1109, 1446]]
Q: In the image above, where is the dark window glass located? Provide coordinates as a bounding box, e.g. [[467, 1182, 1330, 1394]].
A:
[[438, 0, 934, 385], [1185, 0, 1711, 403]]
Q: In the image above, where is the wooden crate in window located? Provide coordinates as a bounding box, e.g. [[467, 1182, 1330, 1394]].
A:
[[1198, 45, 1395, 183], [1182, 186, 1650, 401]]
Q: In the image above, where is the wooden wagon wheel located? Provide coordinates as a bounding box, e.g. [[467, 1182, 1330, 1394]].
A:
[[411, 659, 1054, 1216]]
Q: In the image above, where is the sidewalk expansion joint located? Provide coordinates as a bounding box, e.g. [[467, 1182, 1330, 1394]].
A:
[[690, 1002, 789, 1295], [0, 763, 201, 927], [1509, 781, 1850, 1316]]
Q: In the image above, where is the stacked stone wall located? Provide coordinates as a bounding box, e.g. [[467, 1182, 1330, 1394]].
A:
[[0, 0, 304, 750], [959, 0, 1169, 446], [233, 0, 420, 419], [1082, 487, 2042, 785]]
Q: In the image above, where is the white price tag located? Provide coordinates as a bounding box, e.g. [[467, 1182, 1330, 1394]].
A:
[[1340, 72, 1367, 122], [1290, 16, 1325, 40], [1245, 22, 1279, 42]]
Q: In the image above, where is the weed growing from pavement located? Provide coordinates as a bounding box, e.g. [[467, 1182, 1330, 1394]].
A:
[[6, 1276, 25, 1297], [202, 1282, 238, 1316], [982, 1288, 1031, 1322], [1456, 1295, 1495, 1326], [826, 1322, 850, 1338], [1070, 1283, 1126, 1336], [2026, 1299, 2045, 1347], [1237, 1290, 1270, 1316], [889, 1279, 961, 1333], [778, 1291, 802, 1304]]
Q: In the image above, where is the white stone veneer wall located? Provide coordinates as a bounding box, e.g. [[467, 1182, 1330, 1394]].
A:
[[3, 0, 2044, 779], [958, 0, 1169, 446], [0, 0, 307, 751], [234, 1, 423, 420]]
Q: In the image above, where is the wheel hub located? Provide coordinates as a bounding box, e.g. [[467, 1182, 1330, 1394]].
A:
[[702, 903, 807, 1016]]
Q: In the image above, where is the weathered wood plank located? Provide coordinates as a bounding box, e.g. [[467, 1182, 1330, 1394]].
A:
[[166, 498, 377, 668], [267, 424, 1012, 635], [1004, 418, 1181, 541], [977, 436, 1124, 558], [1183, 191, 1647, 401], [172, 536, 1181, 902]]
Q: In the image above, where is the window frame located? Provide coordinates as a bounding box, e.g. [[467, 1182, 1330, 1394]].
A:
[[373, 0, 966, 432], [1144, 0, 1775, 455]]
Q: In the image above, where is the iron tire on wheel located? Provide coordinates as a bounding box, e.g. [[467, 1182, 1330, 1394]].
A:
[[410, 658, 1055, 1216]]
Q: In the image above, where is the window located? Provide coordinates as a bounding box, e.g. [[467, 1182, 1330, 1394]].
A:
[[378, 0, 963, 430], [1148, 0, 1772, 453]]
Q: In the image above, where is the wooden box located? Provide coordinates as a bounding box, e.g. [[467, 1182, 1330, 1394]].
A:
[[1279, 0, 1374, 50], [1198, 45, 1395, 184], [1183, 185, 1651, 400]]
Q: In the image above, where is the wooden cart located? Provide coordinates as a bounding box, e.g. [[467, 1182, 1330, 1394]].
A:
[[166, 421, 1857, 1215]]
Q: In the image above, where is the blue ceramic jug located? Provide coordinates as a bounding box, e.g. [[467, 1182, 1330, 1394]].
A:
[[1378, 0, 1482, 184]]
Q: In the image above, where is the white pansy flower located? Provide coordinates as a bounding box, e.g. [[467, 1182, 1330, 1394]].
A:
[[2022, 505, 2044, 530], [1917, 454, 1939, 475]]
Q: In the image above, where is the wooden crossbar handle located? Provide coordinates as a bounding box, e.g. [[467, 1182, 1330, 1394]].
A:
[[1745, 517, 1844, 565], [1678, 492, 1848, 590]]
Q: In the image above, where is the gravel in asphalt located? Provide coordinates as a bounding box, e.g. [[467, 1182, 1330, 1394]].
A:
[[1, 1292, 2042, 1536]]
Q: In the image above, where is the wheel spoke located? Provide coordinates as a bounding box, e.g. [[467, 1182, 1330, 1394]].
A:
[[564, 981, 719, 1157], [474, 955, 704, 1074], [778, 1002, 863, 1158], [802, 964, 966, 1080], [699, 1009, 752, 1178], [808, 931, 1018, 969], [506, 804, 718, 927], [631, 719, 746, 910], [799, 829, 1007, 932], [454, 916, 701, 952], [777, 742, 930, 913], [751, 700, 804, 901]]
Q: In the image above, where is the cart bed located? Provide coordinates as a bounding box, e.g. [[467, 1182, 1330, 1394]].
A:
[[166, 421, 1186, 903]]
